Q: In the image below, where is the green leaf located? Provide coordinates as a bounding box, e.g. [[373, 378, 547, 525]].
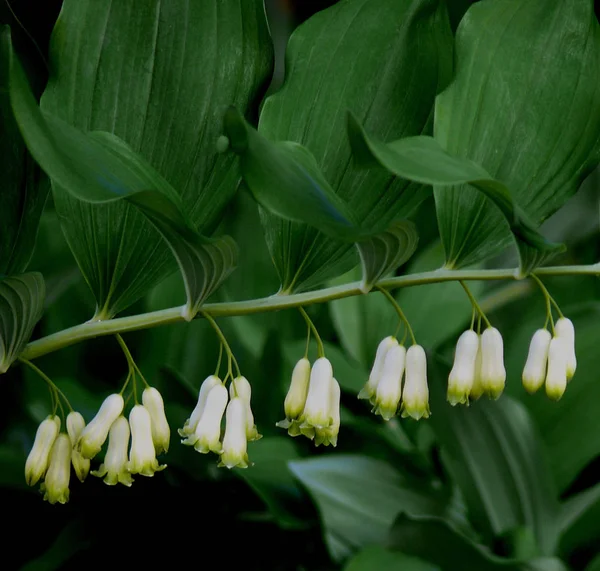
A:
[[344, 545, 438, 571], [389, 514, 569, 571], [38, 0, 272, 317], [432, 0, 600, 269], [347, 115, 563, 276], [0, 25, 49, 275], [356, 221, 419, 292], [288, 454, 452, 562], [250, 0, 453, 292], [558, 482, 600, 556], [0, 273, 45, 373], [428, 359, 560, 555], [236, 437, 307, 529], [7, 36, 237, 320], [585, 554, 600, 571]]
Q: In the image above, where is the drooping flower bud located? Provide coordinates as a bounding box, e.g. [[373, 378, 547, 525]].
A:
[[522, 329, 552, 394], [91, 416, 134, 486], [184, 383, 228, 454], [372, 343, 405, 420], [229, 376, 261, 441], [480, 327, 506, 399], [359, 336, 397, 402], [178, 375, 221, 437], [218, 397, 249, 469], [545, 337, 568, 401], [128, 405, 166, 477], [448, 330, 479, 406], [41, 434, 71, 505], [78, 393, 124, 459], [300, 357, 334, 431], [315, 378, 341, 447], [276, 358, 311, 436], [66, 411, 90, 482], [142, 387, 170, 454], [25, 415, 60, 487], [555, 317, 576, 380], [469, 341, 484, 401], [401, 345, 430, 420]]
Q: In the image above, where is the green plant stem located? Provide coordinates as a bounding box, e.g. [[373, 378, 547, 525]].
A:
[[18, 358, 74, 413], [459, 281, 492, 328], [376, 286, 416, 345], [115, 334, 150, 388], [202, 312, 241, 378], [298, 306, 324, 358], [18, 264, 600, 361]]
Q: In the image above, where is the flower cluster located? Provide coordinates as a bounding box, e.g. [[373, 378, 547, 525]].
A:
[[522, 317, 576, 400], [358, 337, 430, 421], [277, 357, 341, 446], [447, 327, 506, 405], [24, 387, 169, 503], [179, 375, 261, 468]]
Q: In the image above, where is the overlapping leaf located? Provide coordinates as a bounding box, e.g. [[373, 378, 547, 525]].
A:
[[252, 0, 452, 292], [0, 273, 45, 373], [432, 0, 600, 269], [347, 115, 562, 275], [39, 0, 272, 318], [0, 25, 48, 275], [7, 34, 237, 320]]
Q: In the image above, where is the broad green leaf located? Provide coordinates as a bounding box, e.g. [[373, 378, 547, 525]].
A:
[[288, 455, 452, 561], [585, 554, 600, 571], [389, 514, 568, 571], [433, 0, 600, 269], [236, 437, 307, 529], [558, 482, 600, 556], [347, 115, 562, 276], [0, 273, 45, 373], [38, 0, 272, 317], [428, 359, 560, 555], [344, 545, 438, 571], [253, 0, 453, 292], [0, 25, 48, 275], [7, 38, 237, 320], [356, 221, 419, 292], [503, 301, 600, 491]]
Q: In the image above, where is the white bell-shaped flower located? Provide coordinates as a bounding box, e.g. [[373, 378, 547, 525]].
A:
[[300, 357, 334, 430], [545, 337, 568, 401], [41, 434, 71, 505], [91, 416, 134, 486], [142, 387, 170, 454], [401, 345, 430, 420], [66, 411, 90, 482], [179, 375, 221, 438], [25, 415, 60, 486], [78, 393, 124, 459], [480, 327, 506, 399], [128, 405, 166, 477], [373, 343, 406, 420], [315, 378, 341, 447], [522, 329, 552, 394], [359, 336, 397, 402], [229, 376, 261, 441], [555, 317, 576, 380], [448, 330, 479, 406], [186, 383, 229, 454], [277, 358, 311, 435], [219, 397, 249, 469]]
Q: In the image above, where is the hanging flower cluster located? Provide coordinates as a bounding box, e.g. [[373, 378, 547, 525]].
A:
[[179, 374, 261, 468], [21, 277, 576, 505]]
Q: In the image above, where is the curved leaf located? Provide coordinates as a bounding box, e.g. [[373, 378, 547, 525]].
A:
[[432, 0, 600, 269], [348, 115, 562, 275], [0, 273, 45, 373], [38, 0, 272, 317], [253, 0, 453, 292], [0, 25, 48, 275], [7, 38, 237, 320], [356, 221, 419, 292], [344, 545, 438, 571]]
